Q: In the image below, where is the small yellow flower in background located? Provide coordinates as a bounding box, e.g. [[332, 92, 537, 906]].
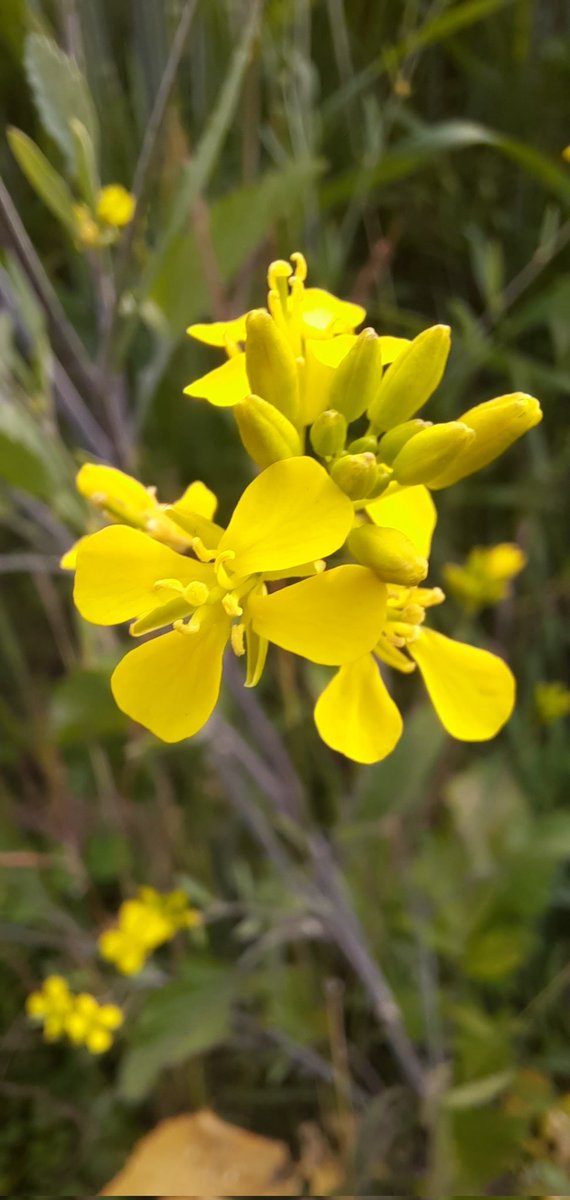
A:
[[26, 975, 74, 1043], [535, 682, 570, 725], [73, 184, 135, 249], [26, 976, 123, 1054], [99, 887, 202, 975], [562, 145, 570, 163], [443, 543, 527, 612], [96, 184, 136, 228], [65, 993, 124, 1055]]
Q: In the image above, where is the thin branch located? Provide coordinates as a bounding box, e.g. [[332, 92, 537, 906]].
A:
[[309, 833, 428, 1100], [234, 1012, 370, 1108], [0, 176, 105, 422], [100, 0, 199, 370]]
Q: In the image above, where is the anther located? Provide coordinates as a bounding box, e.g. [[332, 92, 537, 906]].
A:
[[154, 577, 184, 594], [291, 251, 307, 281], [214, 549, 236, 591], [190, 536, 216, 563], [230, 623, 246, 657], [222, 591, 243, 618]]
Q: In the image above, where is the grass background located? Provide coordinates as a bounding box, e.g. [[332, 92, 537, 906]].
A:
[[0, 0, 569, 1192]]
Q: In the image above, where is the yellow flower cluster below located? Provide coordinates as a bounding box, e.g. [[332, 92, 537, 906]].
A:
[[26, 976, 123, 1054], [98, 887, 202, 975]]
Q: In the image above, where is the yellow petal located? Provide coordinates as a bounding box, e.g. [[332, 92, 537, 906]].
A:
[[314, 655, 403, 763], [248, 565, 386, 665], [74, 525, 213, 625], [366, 484, 437, 557], [60, 538, 87, 571], [111, 618, 229, 742], [186, 315, 248, 346], [219, 457, 353, 576], [302, 334, 357, 423], [77, 463, 156, 518], [173, 480, 218, 520], [26, 991, 48, 1018], [183, 352, 249, 407], [301, 288, 365, 337], [99, 1004, 124, 1030], [409, 627, 515, 741], [86, 1027, 113, 1054]]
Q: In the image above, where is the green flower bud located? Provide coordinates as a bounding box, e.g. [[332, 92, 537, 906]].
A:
[[234, 394, 302, 469], [245, 309, 300, 424], [365, 465, 393, 499], [310, 409, 347, 458], [330, 452, 378, 500], [368, 324, 451, 431], [347, 435, 378, 455], [392, 421, 475, 486], [328, 328, 382, 421], [428, 393, 543, 489], [347, 523, 428, 586], [377, 419, 431, 465]]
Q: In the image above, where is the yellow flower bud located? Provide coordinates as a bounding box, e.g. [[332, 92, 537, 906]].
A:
[[377, 419, 431, 464], [328, 328, 383, 421], [96, 184, 136, 227], [429, 393, 543, 489], [347, 523, 428, 586], [234, 394, 302, 469], [368, 324, 451, 430], [310, 410, 347, 458], [347, 435, 378, 455], [245, 309, 300, 424], [392, 421, 475, 486], [330, 452, 378, 500]]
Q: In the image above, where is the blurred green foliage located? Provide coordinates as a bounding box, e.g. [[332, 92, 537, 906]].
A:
[[0, 0, 569, 1193]]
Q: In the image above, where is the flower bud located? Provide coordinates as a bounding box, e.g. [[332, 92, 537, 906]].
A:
[[328, 327, 383, 421], [365, 465, 393, 499], [347, 435, 378, 455], [428, 393, 543, 489], [392, 421, 475, 486], [347, 523, 428, 586], [330, 452, 378, 500], [245, 309, 300, 424], [310, 410, 347, 458], [377, 419, 431, 464], [234, 394, 302, 469], [367, 324, 451, 430]]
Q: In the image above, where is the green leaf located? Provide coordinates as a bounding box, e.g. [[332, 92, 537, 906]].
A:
[[24, 33, 99, 170], [70, 118, 100, 211], [464, 925, 533, 981], [119, 960, 235, 1102], [322, 120, 570, 210], [151, 158, 325, 334], [0, 395, 54, 499], [444, 1069, 514, 1110], [7, 127, 78, 235], [143, 0, 262, 296], [50, 667, 128, 745], [529, 813, 570, 861]]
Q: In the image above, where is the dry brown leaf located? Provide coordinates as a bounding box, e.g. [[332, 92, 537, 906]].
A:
[[101, 1108, 301, 1197]]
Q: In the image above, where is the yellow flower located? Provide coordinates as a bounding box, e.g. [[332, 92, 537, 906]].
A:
[[314, 495, 514, 763], [184, 251, 407, 425], [315, 584, 516, 764], [443, 543, 527, 612], [73, 202, 101, 248], [535, 682, 570, 725], [26, 977, 123, 1054], [99, 887, 202, 975], [562, 145, 570, 163], [26, 975, 74, 1043], [73, 457, 387, 742], [96, 184, 136, 228], [65, 993, 124, 1055], [61, 464, 217, 568]]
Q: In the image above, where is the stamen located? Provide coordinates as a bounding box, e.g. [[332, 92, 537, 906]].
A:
[[291, 251, 307, 281], [184, 581, 209, 607], [191, 536, 216, 563], [267, 259, 293, 291], [154, 577, 185, 594], [214, 549, 236, 590], [230, 623, 246, 656], [222, 591, 243, 618]]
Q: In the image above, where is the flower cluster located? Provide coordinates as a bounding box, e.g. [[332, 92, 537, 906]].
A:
[[98, 887, 202, 975], [443, 543, 527, 613], [63, 251, 542, 763], [26, 976, 123, 1054]]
